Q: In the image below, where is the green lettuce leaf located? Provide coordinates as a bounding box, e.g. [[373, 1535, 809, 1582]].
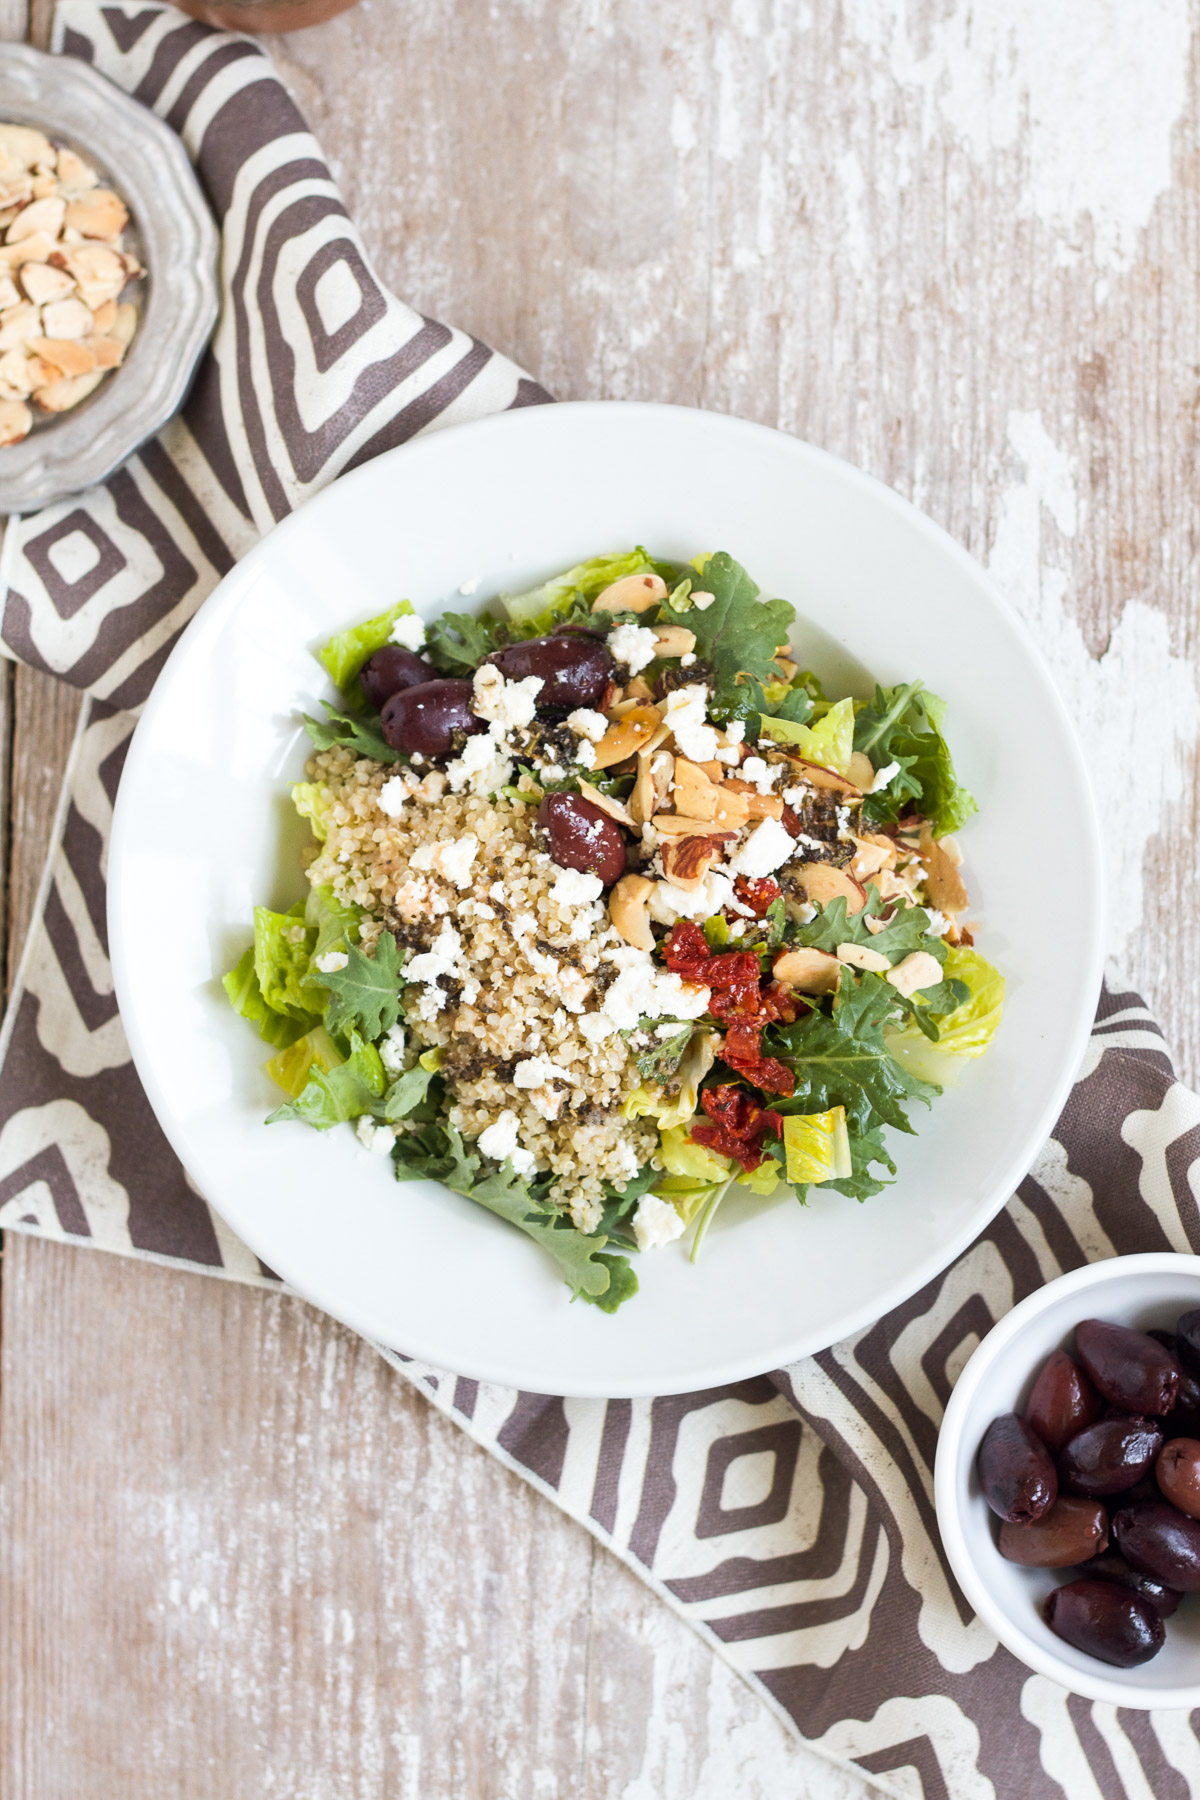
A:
[[252, 902, 323, 1026], [318, 601, 418, 695], [267, 1030, 386, 1127], [291, 782, 330, 841], [886, 946, 1004, 1082], [265, 1024, 342, 1097], [376, 1061, 437, 1121], [760, 695, 854, 773], [302, 703, 403, 764], [500, 550, 655, 637], [658, 552, 796, 711], [222, 948, 308, 1049], [769, 968, 940, 1138], [791, 890, 948, 965], [305, 884, 362, 959], [855, 683, 977, 835], [306, 931, 404, 1039]]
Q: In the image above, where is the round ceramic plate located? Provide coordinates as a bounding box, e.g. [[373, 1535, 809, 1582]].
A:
[[108, 402, 1104, 1397]]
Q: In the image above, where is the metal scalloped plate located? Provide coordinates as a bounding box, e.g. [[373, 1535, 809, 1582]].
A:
[[0, 45, 219, 513]]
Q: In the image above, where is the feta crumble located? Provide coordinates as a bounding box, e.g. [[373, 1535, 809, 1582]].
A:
[[513, 1055, 572, 1088], [869, 760, 901, 793], [379, 1023, 407, 1077], [607, 621, 658, 675], [662, 683, 718, 762], [410, 834, 479, 889], [690, 590, 716, 610], [314, 950, 348, 973], [356, 1117, 396, 1155], [727, 815, 796, 879], [566, 708, 608, 742], [472, 663, 543, 730], [739, 756, 783, 795], [599, 944, 711, 1030], [575, 739, 597, 769], [477, 1108, 536, 1175], [446, 732, 514, 797], [550, 866, 604, 907], [378, 773, 412, 818], [389, 611, 427, 651], [632, 1194, 686, 1252]]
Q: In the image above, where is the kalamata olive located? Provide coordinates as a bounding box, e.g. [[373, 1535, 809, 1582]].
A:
[[536, 793, 627, 886], [1175, 1308, 1200, 1376], [1169, 1365, 1200, 1437], [1113, 1499, 1200, 1590], [1043, 1579, 1165, 1667], [998, 1496, 1108, 1567], [1086, 1552, 1182, 1618], [1075, 1318, 1181, 1416], [978, 1413, 1057, 1524], [552, 621, 606, 639], [1121, 1474, 1163, 1506], [380, 679, 485, 758], [1026, 1349, 1102, 1455], [1059, 1416, 1163, 1497], [486, 634, 615, 709], [358, 645, 437, 710], [1156, 1438, 1200, 1518]]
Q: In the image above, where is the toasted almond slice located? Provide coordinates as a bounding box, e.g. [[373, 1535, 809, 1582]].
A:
[[849, 834, 895, 881], [88, 335, 123, 370], [722, 777, 784, 820], [0, 173, 32, 211], [653, 625, 696, 657], [41, 297, 94, 340], [32, 337, 96, 377], [0, 231, 54, 270], [786, 758, 862, 798], [576, 779, 632, 827], [650, 813, 737, 839], [19, 261, 75, 305], [56, 148, 99, 191], [661, 836, 722, 893], [592, 572, 668, 615], [0, 273, 20, 310], [886, 951, 944, 998], [110, 302, 138, 348], [622, 674, 655, 702], [917, 826, 969, 913], [32, 368, 104, 413], [710, 784, 751, 830], [31, 173, 58, 200], [0, 302, 40, 349], [0, 346, 34, 397], [64, 188, 129, 241], [773, 947, 841, 994], [0, 126, 54, 172], [591, 703, 662, 770], [836, 941, 891, 974], [671, 758, 719, 820], [797, 862, 867, 914], [62, 244, 126, 306], [7, 196, 66, 244], [90, 297, 117, 334], [847, 750, 875, 789], [0, 395, 31, 442], [609, 873, 657, 951]]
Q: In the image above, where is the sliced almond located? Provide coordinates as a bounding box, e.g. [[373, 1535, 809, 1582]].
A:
[[0, 126, 54, 172], [56, 148, 99, 191], [0, 302, 40, 349], [650, 813, 737, 839], [591, 703, 662, 770], [653, 625, 696, 657], [64, 188, 128, 241], [849, 834, 895, 881], [576, 779, 632, 827], [0, 231, 54, 270], [609, 873, 657, 952], [19, 260, 74, 305], [775, 657, 800, 682], [30, 173, 57, 200], [7, 195, 66, 244], [786, 758, 862, 798], [671, 758, 720, 820], [917, 827, 969, 914], [796, 862, 867, 914], [773, 947, 841, 994], [710, 784, 751, 831], [0, 346, 34, 397], [110, 302, 138, 348], [0, 394, 31, 442], [847, 750, 876, 789], [90, 297, 117, 334], [661, 836, 722, 893], [592, 572, 668, 614], [62, 244, 126, 307], [41, 297, 94, 340], [32, 368, 104, 413], [0, 273, 20, 310], [886, 951, 944, 999], [88, 334, 123, 369], [0, 173, 32, 211], [836, 941, 891, 974], [722, 777, 784, 820], [32, 337, 96, 378], [622, 674, 655, 702]]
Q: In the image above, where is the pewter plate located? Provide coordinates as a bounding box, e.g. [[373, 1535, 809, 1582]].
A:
[[0, 45, 219, 512]]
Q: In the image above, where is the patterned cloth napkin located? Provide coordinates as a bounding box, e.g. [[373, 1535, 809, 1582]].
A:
[[2, 10, 1198, 1797]]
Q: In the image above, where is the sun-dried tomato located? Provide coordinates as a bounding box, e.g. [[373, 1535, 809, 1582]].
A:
[[760, 981, 803, 1025], [719, 1021, 795, 1097], [690, 1082, 785, 1170], [733, 875, 780, 917], [662, 920, 711, 978]]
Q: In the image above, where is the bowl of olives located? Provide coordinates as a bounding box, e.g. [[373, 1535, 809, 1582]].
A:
[[935, 1253, 1200, 1707]]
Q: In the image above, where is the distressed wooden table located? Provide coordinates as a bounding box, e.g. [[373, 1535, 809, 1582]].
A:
[[1, 2, 1198, 1794]]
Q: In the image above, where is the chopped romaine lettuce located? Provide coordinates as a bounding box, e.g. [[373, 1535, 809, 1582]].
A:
[[265, 1023, 342, 1097], [783, 1106, 852, 1185], [222, 948, 308, 1049], [760, 695, 854, 774], [292, 782, 330, 841], [501, 550, 655, 638], [267, 1030, 386, 1127], [252, 902, 322, 1026], [318, 600, 419, 695], [886, 947, 1004, 1084]]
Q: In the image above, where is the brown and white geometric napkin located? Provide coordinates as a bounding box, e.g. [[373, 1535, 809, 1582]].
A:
[[2, 10, 1198, 1798]]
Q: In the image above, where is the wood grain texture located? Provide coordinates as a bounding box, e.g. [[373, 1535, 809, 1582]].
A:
[[5, 1, 1200, 1795]]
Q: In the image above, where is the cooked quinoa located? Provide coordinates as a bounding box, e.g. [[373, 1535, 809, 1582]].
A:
[[304, 743, 657, 1220]]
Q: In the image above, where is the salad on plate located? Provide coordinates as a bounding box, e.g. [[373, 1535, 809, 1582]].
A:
[[223, 551, 1004, 1313]]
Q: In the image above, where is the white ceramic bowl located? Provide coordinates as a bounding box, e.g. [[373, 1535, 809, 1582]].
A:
[[935, 1253, 1200, 1708], [108, 401, 1104, 1396]]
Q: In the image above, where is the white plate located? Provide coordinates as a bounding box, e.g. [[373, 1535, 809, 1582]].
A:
[[108, 402, 1104, 1397]]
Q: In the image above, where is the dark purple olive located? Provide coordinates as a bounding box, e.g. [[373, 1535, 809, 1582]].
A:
[[1075, 1318, 1181, 1416], [1169, 1365, 1200, 1437], [1086, 1552, 1182, 1619], [1156, 1438, 1200, 1519], [1026, 1349, 1102, 1455], [1121, 1474, 1164, 1506], [1113, 1499, 1200, 1590], [1044, 1579, 1165, 1667], [1059, 1416, 1163, 1497], [977, 1413, 1057, 1524], [998, 1496, 1108, 1568], [380, 679, 485, 758], [359, 645, 437, 709], [486, 634, 615, 709], [552, 621, 606, 639], [536, 793, 627, 886], [1175, 1309, 1200, 1376]]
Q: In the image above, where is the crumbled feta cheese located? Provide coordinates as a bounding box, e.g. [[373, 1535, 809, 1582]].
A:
[[513, 1055, 572, 1088], [869, 760, 901, 793], [389, 611, 426, 651], [477, 1108, 536, 1175], [632, 1194, 686, 1252], [471, 663, 543, 730], [410, 834, 479, 888], [724, 720, 745, 745], [446, 732, 513, 796], [740, 756, 783, 795], [457, 898, 496, 921], [570, 1194, 604, 1234], [924, 910, 950, 937], [727, 815, 796, 879], [690, 590, 716, 611], [886, 951, 944, 997], [379, 1023, 407, 1077], [378, 774, 413, 818], [607, 621, 658, 675], [566, 708, 608, 742], [489, 880, 506, 902], [551, 866, 604, 907], [836, 942, 892, 974], [540, 763, 565, 780], [663, 683, 718, 762], [575, 739, 597, 769], [578, 1012, 617, 1043], [458, 574, 481, 595], [680, 652, 696, 667], [654, 1020, 685, 1037], [793, 900, 817, 924], [356, 1117, 396, 1155], [314, 950, 348, 973], [599, 944, 711, 1029], [415, 770, 447, 802], [610, 1137, 642, 1179], [782, 785, 810, 807], [406, 921, 463, 985], [648, 868, 736, 924]]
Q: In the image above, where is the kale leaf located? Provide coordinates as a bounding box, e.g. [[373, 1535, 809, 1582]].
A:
[[425, 609, 502, 673], [303, 703, 402, 764], [793, 891, 948, 965], [769, 970, 940, 1138], [307, 931, 404, 1039], [267, 1031, 386, 1128], [854, 683, 977, 836], [631, 1023, 694, 1083], [657, 552, 796, 710]]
